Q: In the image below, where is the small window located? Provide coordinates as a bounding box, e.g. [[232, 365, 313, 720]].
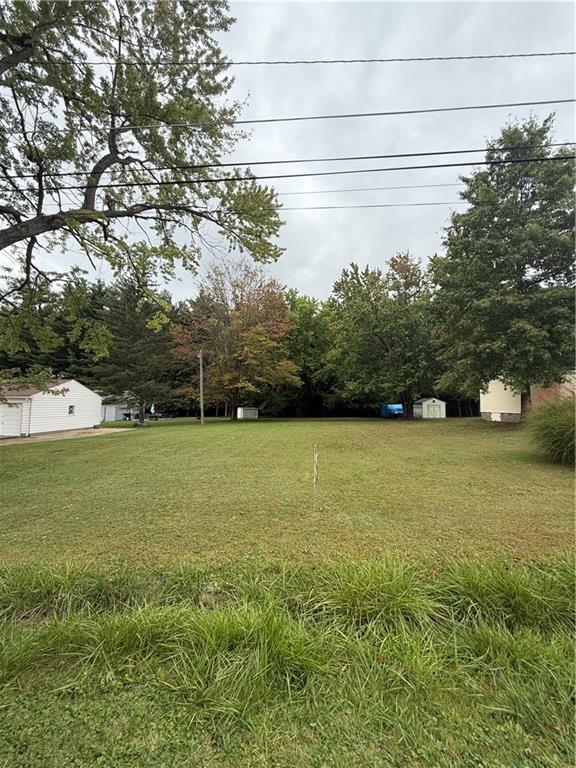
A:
[[68, 405, 75, 416]]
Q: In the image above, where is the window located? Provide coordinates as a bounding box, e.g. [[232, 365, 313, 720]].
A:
[[68, 405, 75, 416]]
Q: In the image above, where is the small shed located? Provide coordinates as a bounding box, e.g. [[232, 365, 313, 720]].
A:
[[0, 379, 101, 438], [237, 407, 258, 420], [480, 380, 521, 423], [413, 397, 446, 419]]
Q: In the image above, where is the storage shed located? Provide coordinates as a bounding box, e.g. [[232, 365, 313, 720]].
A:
[[237, 407, 259, 420], [413, 397, 446, 419], [0, 379, 101, 438], [480, 380, 521, 423]]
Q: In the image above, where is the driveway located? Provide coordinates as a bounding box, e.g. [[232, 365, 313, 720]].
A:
[[0, 427, 132, 446]]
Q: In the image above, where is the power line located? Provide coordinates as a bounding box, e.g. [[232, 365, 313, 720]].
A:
[[1, 98, 572, 138], [19, 185, 462, 210], [81, 51, 576, 66], [7, 142, 572, 180], [40, 155, 576, 193], [281, 201, 466, 211], [277, 182, 463, 196], [233, 98, 575, 126]]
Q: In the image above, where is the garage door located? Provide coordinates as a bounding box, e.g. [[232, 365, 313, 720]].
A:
[[0, 403, 22, 437], [428, 405, 441, 418]]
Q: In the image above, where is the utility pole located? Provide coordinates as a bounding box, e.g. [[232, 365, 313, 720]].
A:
[[198, 349, 205, 425]]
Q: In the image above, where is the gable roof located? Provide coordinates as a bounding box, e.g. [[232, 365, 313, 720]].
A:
[[414, 397, 444, 404], [0, 379, 71, 398]]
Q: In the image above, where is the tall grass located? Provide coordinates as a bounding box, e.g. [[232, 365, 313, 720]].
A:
[[0, 557, 573, 631], [530, 394, 575, 465], [0, 558, 573, 765]]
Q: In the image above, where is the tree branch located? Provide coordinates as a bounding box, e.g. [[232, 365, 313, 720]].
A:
[[82, 126, 139, 210], [0, 202, 210, 251], [0, 13, 73, 78]]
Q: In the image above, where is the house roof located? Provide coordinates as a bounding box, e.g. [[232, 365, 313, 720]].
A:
[[0, 379, 71, 398], [414, 397, 444, 404]]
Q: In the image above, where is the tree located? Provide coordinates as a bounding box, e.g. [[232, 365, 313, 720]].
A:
[[173, 260, 300, 417], [90, 278, 176, 423], [282, 290, 333, 416], [432, 116, 575, 398], [327, 253, 435, 416], [0, 1, 282, 326], [0, 270, 111, 379]]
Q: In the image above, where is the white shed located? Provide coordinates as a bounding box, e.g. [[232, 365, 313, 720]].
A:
[[0, 379, 102, 438], [237, 407, 259, 420], [413, 397, 446, 419], [480, 379, 521, 423]]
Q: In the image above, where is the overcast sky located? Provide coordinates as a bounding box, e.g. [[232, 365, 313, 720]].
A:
[[181, 0, 573, 300], [4, 2, 573, 301]]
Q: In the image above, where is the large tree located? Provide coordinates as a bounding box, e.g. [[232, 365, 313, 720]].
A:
[[173, 260, 299, 417], [327, 253, 435, 416], [280, 290, 333, 416], [0, 1, 282, 324], [432, 117, 575, 397], [90, 278, 176, 423]]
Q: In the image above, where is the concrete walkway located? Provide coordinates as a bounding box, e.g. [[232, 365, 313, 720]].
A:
[[0, 427, 132, 446]]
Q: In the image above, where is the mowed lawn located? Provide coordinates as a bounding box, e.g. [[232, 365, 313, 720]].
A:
[[0, 417, 572, 563], [0, 418, 574, 767]]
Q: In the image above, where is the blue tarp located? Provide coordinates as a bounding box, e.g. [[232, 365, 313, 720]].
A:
[[379, 403, 404, 418]]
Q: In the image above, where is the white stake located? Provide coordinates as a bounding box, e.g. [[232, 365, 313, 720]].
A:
[[198, 349, 204, 425], [313, 442, 319, 491]]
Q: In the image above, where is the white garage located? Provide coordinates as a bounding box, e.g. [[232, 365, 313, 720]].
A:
[[0, 379, 102, 438], [413, 397, 446, 419]]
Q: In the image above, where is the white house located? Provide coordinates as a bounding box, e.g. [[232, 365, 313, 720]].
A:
[[0, 379, 102, 438], [479, 380, 522, 423], [413, 397, 446, 419]]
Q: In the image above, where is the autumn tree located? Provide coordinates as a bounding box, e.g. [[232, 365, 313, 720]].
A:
[[173, 260, 299, 417], [432, 117, 575, 397], [327, 253, 435, 416], [0, 1, 282, 347]]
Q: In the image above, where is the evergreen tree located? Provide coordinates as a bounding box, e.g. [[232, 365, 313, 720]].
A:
[[91, 279, 176, 423]]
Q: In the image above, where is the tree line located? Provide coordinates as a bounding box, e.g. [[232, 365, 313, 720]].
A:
[[1, 117, 574, 419]]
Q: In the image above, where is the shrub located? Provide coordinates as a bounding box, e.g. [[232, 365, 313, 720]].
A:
[[529, 394, 575, 465]]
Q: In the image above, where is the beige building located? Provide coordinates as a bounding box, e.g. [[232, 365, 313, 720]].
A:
[[480, 372, 576, 423], [480, 380, 522, 423]]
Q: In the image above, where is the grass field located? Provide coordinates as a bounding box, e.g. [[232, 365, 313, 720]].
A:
[[0, 418, 573, 766], [0, 418, 572, 563]]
